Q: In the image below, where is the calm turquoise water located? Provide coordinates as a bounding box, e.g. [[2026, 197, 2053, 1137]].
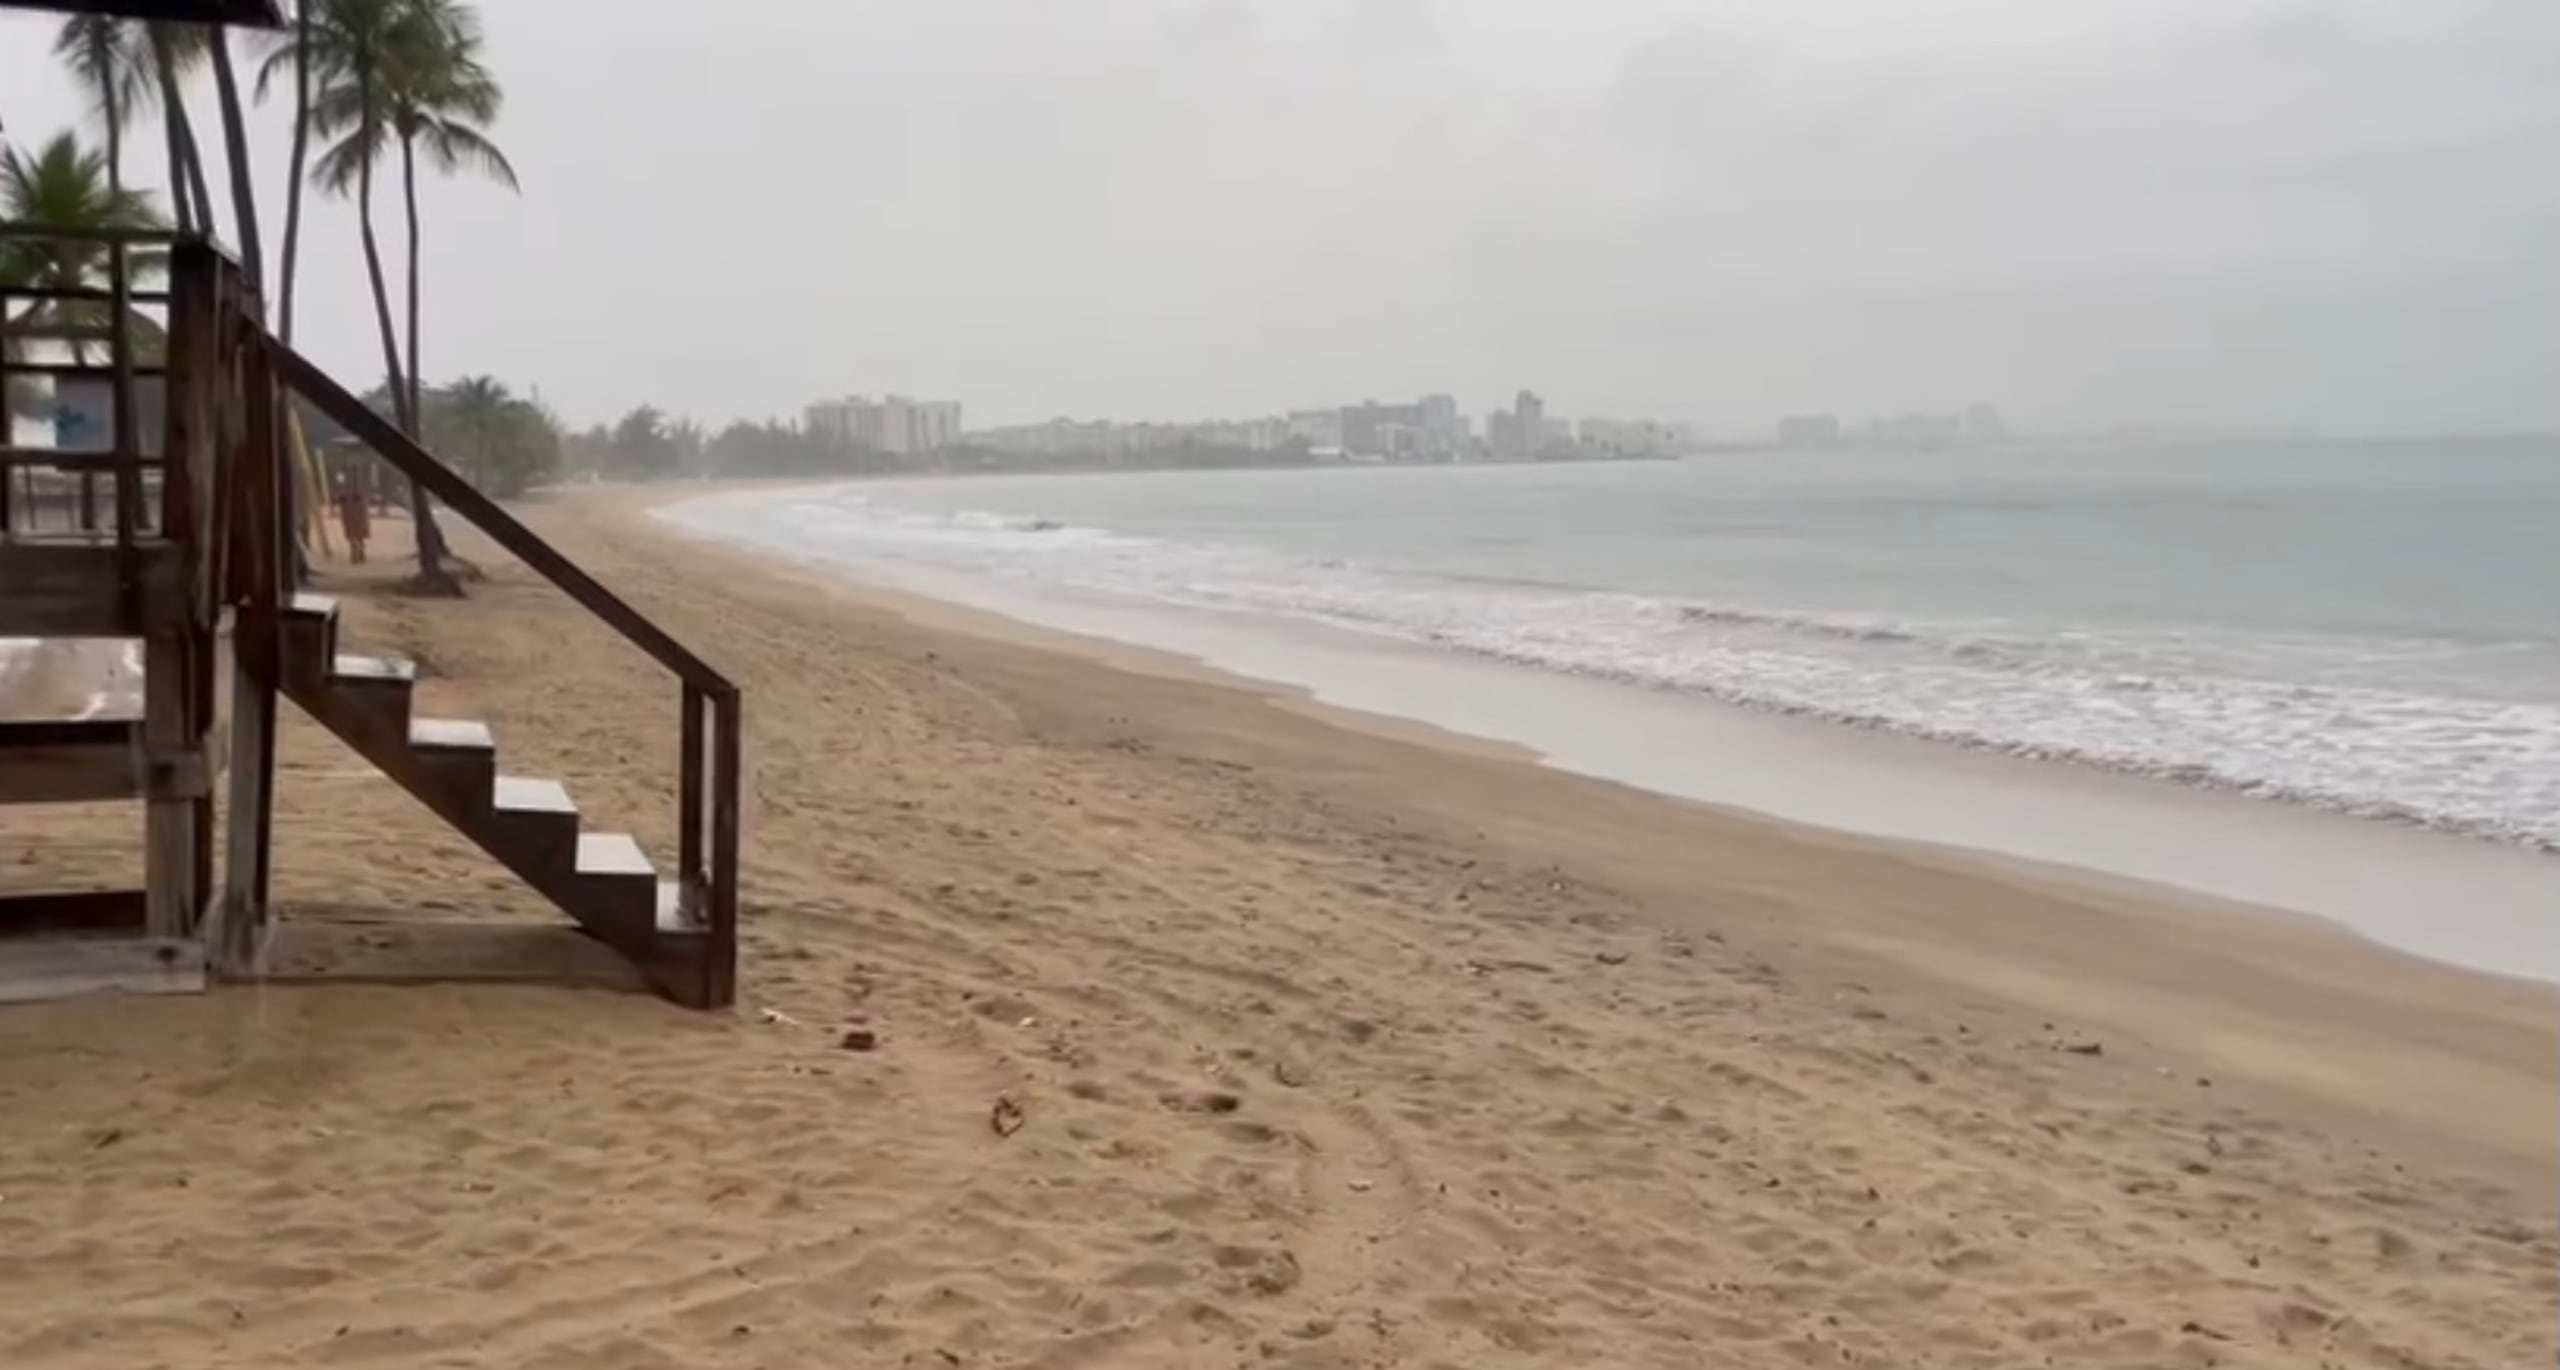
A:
[[669, 437, 2560, 848]]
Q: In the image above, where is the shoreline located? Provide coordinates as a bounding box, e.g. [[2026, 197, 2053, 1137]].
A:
[[654, 481, 2560, 986]]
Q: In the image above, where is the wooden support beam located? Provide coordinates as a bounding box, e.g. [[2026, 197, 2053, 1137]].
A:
[[0, 283, 173, 305], [141, 625, 203, 940], [1, 361, 169, 380], [0, 890, 148, 937], [0, 937, 205, 1005], [214, 332, 281, 979], [0, 542, 182, 636], [0, 719, 143, 804], [0, 448, 164, 472]]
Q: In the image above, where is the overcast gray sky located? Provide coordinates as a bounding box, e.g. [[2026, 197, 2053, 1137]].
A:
[[3, 0, 2555, 435]]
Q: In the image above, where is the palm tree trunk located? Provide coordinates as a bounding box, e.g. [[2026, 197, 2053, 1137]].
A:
[[207, 31, 294, 581], [161, 97, 193, 234], [147, 30, 214, 234], [400, 131, 422, 432], [208, 36, 260, 293], [103, 77, 122, 191], [90, 80, 122, 527], [353, 87, 453, 594], [176, 107, 215, 235], [279, 0, 310, 346]]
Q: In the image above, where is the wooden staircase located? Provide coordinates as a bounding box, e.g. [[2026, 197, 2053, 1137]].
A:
[[2, 226, 740, 1009], [275, 591, 720, 1006]]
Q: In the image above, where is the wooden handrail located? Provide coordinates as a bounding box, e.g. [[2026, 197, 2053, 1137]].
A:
[[0, 284, 174, 305], [266, 336, 736, 696], [265, 327, 740, 1006]]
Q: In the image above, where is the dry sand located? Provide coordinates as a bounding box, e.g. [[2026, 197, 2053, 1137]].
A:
[[1, 484, 2552, 1370]]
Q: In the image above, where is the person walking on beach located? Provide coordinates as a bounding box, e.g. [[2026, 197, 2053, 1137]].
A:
[[336, 472, 372, 565]]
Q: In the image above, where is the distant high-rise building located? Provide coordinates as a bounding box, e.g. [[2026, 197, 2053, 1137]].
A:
[[805, 394, 964, 455], [1339, 399, 1429, 456], [1482, 390, 1550, 461], [1776, 414, 1842, 448]]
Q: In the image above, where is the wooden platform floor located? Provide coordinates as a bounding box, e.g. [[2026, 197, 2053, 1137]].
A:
[[0, 637, 142, 722]]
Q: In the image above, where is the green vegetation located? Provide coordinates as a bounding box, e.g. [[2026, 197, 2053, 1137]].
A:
[[416, 375, 560, 496], [1, 132, 168, 421]]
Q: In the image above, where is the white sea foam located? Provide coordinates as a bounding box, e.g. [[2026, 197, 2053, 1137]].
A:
[[664, 486, 2560, 851]]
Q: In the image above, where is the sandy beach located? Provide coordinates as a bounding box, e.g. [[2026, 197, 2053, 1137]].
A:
[[2, 483, 2551, 1369]]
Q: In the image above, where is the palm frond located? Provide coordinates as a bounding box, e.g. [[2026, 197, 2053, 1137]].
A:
[[415, 119, 516, 189], [309, 120, 389, 196]]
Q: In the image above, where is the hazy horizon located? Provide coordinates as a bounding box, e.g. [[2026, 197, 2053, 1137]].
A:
[[2, 0, 2553, 437]]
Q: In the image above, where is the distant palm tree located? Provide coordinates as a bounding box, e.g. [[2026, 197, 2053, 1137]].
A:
[[442, 372, 508, 486]]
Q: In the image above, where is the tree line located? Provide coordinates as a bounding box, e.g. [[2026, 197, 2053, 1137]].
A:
[[559, 407, 937, 482]]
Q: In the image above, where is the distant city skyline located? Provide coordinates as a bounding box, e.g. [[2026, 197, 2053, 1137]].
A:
[[944, 387, 1694, 464]]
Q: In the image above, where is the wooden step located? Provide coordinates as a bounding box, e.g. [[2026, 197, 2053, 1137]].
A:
[[574, 832, 658, 937], [281, 592, 339, 690], [322, 653, 415, 749], [409, 716, 493, 750], [406, 717, 498, 812], [331, 652, 412, 684], [486, 774, 578, 869]]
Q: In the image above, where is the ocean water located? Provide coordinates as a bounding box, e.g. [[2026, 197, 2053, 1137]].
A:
[[665, 438, 2560, 852]]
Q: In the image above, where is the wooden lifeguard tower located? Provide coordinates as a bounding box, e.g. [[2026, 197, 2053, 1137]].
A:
[[0, 0, 741, 1007]]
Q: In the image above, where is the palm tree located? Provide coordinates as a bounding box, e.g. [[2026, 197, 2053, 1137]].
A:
[[1, 131, 167, 330], [148, 26, 217, 233], [257, 0, 319, 345], [1, 132, 167, 450], [52, 18, 136, 193], [380, 1, 515, 434], [56, 19, 255, 283], [284, 0, 453, 588], [206, 33, 261, 293]]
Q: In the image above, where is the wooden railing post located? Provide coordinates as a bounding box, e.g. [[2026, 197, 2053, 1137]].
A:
[[108, 240, 138, 548], [140, 240, 206, 942], [708, 687, 741, 1008], [216, 265, 282, 974], [680, 681, 705, 891]]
